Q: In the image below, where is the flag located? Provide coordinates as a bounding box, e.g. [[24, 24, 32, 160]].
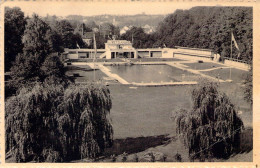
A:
[[76, 43, 80, 49], [163, 43, 167, 48], [231, 32, 240, 51]]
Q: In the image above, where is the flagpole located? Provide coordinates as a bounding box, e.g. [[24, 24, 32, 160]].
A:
[[93, 32, 97, 82], [230, 31, 232, 81], [82, 23, 84, 36]]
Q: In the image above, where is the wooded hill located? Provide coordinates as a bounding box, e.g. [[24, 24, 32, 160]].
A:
[[152, 7, 252, 63]]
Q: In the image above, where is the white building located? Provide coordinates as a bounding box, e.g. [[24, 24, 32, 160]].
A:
[[105, 40, 137, 59]]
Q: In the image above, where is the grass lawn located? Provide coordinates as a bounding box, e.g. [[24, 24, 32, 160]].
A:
[[65, 65, 108, 83], [108, 83, 252, 139], [202, 68, 248, 83], [108, 85, 194, 138]]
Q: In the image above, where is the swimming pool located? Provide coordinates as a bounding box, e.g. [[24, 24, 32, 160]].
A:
[[106, 64, 199, 83]]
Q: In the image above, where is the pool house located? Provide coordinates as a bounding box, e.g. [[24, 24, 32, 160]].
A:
[[63, 39, 216, 61]]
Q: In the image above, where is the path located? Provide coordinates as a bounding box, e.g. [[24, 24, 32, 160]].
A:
[[96, 63, 130, 84]]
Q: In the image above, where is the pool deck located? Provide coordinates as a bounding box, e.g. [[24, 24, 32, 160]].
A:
[[70, 61, 230, 86], [132, 81, 198, 86], [98, 64, 129, 84], [166, 62, 225, 82], [198, 66, 230, 72]]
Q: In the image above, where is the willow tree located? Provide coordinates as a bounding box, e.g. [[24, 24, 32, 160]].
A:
[[5, 83, 113, 162], [173, 81, 244, 160]]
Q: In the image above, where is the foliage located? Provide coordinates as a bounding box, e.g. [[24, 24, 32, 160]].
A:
[[74, 23, 92, 35], [120, 27, 155, 49], [99, 22, 120, 38], [10, 14, 55, 80], [5, 52, 71, 98], [4, 7, 26, 72], [53, 20, 86, 49], [121, 7, 252, 62], [5, 83, 113, 162], [133, 154, 139, 162], [5, 9, 114, 163], [173, 81, 244, 160], [121, 152, 127, 162], [155, 7, 252, 63], [41, 53, 72, 86], [6, 15, 71, 98], [174, 153, 182, 162], [243, 66, 252, 105]]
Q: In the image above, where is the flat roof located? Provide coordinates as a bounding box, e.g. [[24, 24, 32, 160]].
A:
[[175, 46, 213, 52]]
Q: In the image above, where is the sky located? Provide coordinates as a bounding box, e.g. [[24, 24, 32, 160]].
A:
[[3, 1, 197, 17]]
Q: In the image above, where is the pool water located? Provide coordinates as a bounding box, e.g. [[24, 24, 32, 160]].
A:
[[106, 64, 199, 83]]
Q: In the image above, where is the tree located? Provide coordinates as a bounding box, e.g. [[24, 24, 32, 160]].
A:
[[100, 22, 120, 38], [5, 83, 113, 162], [6, 15, 69, 98], [74, 23, 92, 35], [10, 14, 55, 81], [41, 53, 72, 86], [53, 20, 86, 49], [5, 10, 114, 164], [120, 27, 152, 48], [155, 7, 252, 62], [173, 81, 244, 160], [4, 7, 26, 72]]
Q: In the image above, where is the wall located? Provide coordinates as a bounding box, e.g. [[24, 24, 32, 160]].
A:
[[162, 48, 174, 58], [224, 59, 250, 70], [67, 53, 78, 59], [67, 51, 105, 59], [173, 54, 212, 61], [138, 51, 150, 58], [151, 51, 162, 58]]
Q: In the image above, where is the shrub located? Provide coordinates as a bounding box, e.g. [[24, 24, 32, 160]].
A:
[[243, 67, 252, 105], [174, 153, 182, 162], [5, 83, 113, 162], [133, 154, 139, 162], [173, 81, 244, 160]]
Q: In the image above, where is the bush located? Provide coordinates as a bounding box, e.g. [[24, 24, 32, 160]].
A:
[[174, 153, 182, 162], [5, 83, 113, 162], [6, 53, 72, 99], [173, 81, 244, 160]]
